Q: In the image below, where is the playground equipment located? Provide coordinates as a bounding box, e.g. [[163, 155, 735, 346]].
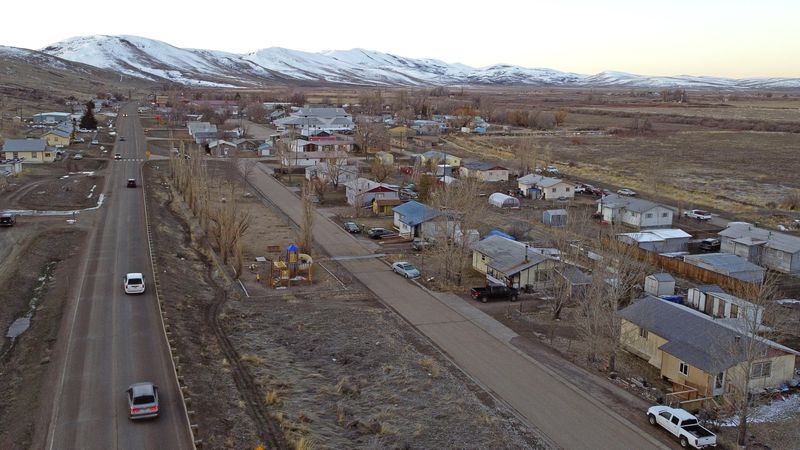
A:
[[269, 244, 313, 288]]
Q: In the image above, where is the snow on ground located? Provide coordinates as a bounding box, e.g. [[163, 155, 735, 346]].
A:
[[719, 394, 800, 427]]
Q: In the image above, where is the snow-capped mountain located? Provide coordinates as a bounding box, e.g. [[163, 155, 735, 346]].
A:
[[34, 35, 800, 89]]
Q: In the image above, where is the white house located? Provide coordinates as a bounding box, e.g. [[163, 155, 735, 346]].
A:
[[305, 162, 358, 186], [686, 286, 764, 326], [344, 178, 400, 207], [517, 174, 574, 200], [282, 150, 348, 168], [274, 107, 354, 136], [718, 222, 800, 274], [597, 194, 673, 229], [617, 228, 692, 253], [392, 201, 442, 238]]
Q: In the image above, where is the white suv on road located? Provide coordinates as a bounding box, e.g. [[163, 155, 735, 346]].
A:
[[124, 273, 146, 294]]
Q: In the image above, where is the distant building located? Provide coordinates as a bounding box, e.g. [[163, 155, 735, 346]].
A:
[[1, 138, 55, 163], [597, 194, 674, 229], [32, 112, 72, 125], [683, 253, 766, 284], [275, 107, 354, 136], [617, 228, 692, 253], [718, 222, 800, 274]]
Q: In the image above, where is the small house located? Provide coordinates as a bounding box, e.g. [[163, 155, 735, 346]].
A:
[[543, 209, 568, 227], [373, 198, 404, 216], [459, 160, 510, 182], [597, 194, 674, 229], [416, 150, 460, 168], [32, 112, 71, 125], [344, 178, 399, 207], [517, 174, 573, 200], [207, 140, 237, 157], [488, 193, 520, 209], [282, 150, 349, 168], [644, 273, 676, 297], [555, 266, 593, 299], [257, 143, 272, 156], [683, 253, 765, 284], [471, 235, 556, 290], [42, 128, 71, 147], [392, 200, 442, 238], [617, 229, 692, 253], [1, 138, 54, 163], [305, 162, 358, 186], [686, 286, 764, 326]]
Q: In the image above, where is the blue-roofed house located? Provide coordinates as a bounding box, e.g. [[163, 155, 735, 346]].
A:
[[392, 200, 442, 238], [1, 138, 55, 163]]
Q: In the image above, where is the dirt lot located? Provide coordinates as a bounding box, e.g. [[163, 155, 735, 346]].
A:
[[143, 160, 543, 448]]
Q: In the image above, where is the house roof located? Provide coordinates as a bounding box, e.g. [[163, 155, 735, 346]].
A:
[[618, 296, 798, 373], [619, 232, 664, 243], [683, 253, 765, 275], [518, 174, 566, 187], [557, 266, 592, 285], [208, 140, 236, 148], [462, 160, 508, 171], [44, 129, 71, 138], [344, 177, 398, 193], [2, 138, 47, 152], [692, 284, 726, 294], [472, 235, 550, 276], [600, 194, 667, 213], [392, 200, 441, 226], [719, 223, 800, 254], [648, 273, 675, 282], [648, 229, 692, 239]]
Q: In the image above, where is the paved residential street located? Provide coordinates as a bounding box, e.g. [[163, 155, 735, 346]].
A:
[[239, 161, 669, 450]]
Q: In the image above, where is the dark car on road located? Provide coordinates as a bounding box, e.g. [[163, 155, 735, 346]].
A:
[[470, 285, 519, 303], [367, 227, 395, 239], [127, 179, 137, 188], [343, 222, 360, 233], [0, 213, 16, 227]]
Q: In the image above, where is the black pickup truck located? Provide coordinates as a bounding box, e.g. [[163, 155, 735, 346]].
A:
[[470, 285, 519, 303]]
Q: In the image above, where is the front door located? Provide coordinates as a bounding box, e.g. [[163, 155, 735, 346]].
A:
[[712, 372, 725, 396]]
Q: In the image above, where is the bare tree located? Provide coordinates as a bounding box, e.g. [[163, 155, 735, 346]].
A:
[[371, 157, 393, 183], [297, 183, 315, 254], [427, 176, 484, 287], [354, 118, 389, 155]]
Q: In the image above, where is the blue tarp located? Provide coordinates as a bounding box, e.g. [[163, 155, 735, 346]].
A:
[[483, 229, 514, 241]]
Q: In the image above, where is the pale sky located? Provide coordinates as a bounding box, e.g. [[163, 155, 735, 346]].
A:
[[2, 0, 798, 78]]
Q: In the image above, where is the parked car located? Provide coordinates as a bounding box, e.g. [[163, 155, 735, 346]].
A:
[[698, 238, 720, 252], [119, 136, 126, 141], [545, 165, 559, 175], [411, 237, 434, 251], [367, 227, 395, 239], [684, 209, 712, 221], [391, 261, 420, 278], [616, 188, 637, 196], [342, 222, 360, 233], [72, 153, 83, 160], [127, 382, 159, 420], [574, 184, 594, 195], [647, 405, 716, 449], [470, 285, 519, 303], [123, 273, 146, 294], [90, 140, 99, 145], [0, 213, 16, 227], [127, 179, 137, 188]]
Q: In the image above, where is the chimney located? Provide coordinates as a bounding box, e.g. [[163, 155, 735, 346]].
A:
[[524, 243, 529, 263]]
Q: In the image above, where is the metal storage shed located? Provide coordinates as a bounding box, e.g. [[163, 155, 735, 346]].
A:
[[488, 193, 520, 209], [543, 209, 568, 227]]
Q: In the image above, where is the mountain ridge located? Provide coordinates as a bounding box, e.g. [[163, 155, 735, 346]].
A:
[[20, 34, 800, 89]]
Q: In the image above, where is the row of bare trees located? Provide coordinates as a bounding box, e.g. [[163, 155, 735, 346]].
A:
[[169, 142, 251, 276]]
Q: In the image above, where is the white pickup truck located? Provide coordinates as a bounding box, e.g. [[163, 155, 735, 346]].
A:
[[647, 405, 716, 448], [684, 209, 712, 221]]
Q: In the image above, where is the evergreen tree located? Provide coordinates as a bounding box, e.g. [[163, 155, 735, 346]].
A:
[[79, 101, 97, 130]]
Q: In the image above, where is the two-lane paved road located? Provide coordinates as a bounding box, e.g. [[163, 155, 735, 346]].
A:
[[44, 105, 192, 449], [241, 160, 668, 450]]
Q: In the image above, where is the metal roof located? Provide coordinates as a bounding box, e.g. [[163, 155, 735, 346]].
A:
[[599, 194, 666, 213], [518, 174, 566, 187], [471, 235, 550, 276], [2, 138, 47, 152], [719, 223, 800, 254], [683, 253, 765, 275], [648, 273, 675, 282], [462, 160, 507, 171], [648, 229, 691, 239], [392, 201, 441, 227]]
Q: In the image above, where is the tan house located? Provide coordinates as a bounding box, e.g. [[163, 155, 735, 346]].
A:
[[471, 235, 556, 290], [619, 296, 798, 399], [373, 198, 404, 216], [42, 129, 71, 147], [1, 138, 55, 163], [459, 160, 510, 182]]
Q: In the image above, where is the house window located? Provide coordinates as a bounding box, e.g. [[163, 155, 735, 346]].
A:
[[730, 303, 739, 319], [12, 152, 18, 159], [566, 187, 571, 192], [551, 188, 556, 193], [679, 362, 689, 376], [45, 153, 52, 158], [645, 213, 653, 219], [31, 152, 38, 159], [639, 327, 648, 339], [750, 361, 771, 378], [715, 372, 724, 389], [661, 212, 669, 218]]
